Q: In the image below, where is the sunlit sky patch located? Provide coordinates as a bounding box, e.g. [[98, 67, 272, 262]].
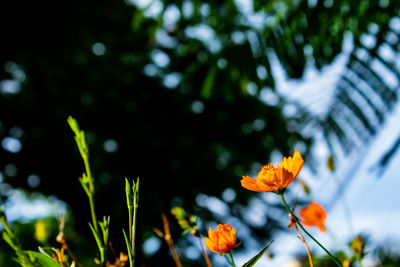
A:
[[3, 190, 67, 223]]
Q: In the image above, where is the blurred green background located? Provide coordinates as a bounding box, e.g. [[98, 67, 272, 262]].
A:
[[1, 0, 400, 266]]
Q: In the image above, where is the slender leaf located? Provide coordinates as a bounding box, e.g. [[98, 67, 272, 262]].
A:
[[241, 240, 273, 267], [2, 231, 18, 251], [26, 251, 62, 267], [88, 222, 103, 253], [123, 228, 133, 266]]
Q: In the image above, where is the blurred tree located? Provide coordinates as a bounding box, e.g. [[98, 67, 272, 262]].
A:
[[1, 0, 400, 266]]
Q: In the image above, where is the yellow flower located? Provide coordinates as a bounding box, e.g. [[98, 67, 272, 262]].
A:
[[204, 224, 237, 254], [241, 149, 304, 193], [299, 202, 327, 232]]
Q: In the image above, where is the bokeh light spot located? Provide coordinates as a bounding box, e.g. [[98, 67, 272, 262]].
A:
[[246, 82, 257, 96], [92, 42, 106, 56], [217, 58, 227, 69], [163, 73, 181, 89], [103, 139, 118, 153], [191, 100, 204, 114], [0, 80, 21, 95], [144, 64, 158, 77], [185, 246, 200, 260], [9, 126, 24, 138], [222, 188, 236, 203], [151, 49, 170, 68], [143, 236, 161, 256], [4, 164, 18, 177], [1, 137, 22, 153], [27, 174, 41, 188], [257, 65, 268, 80]]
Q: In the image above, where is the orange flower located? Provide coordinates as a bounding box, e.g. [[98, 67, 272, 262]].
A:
[[299, 202, 327, 232], [204, 224, 237, 254], [241, 149, 304, 193]]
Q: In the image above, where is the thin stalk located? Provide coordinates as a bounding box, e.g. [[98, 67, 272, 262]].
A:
[[56, 212, 83, 267], [128, 207, 133, 246], [82, 155, 98, 233], [161, 214, 182, 267], [131, 201, 138, 264], [280, 193, 342, 267], [69, 117, 105, 266], [103, 243, 108, 266], [294, 224, 313, 267], [83, 155, 93, 190], [197, 237, 212, 267], [228, 252, 236, 267], [88, 195, 98, 233]]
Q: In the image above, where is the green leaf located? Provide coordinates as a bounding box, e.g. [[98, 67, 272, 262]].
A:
[[38, 247, 52, 258], [241, 240, 273, 267], [99, 216, 110, 245], [26, 251, 62, 267], [2, 231, 18, 251], [201, 65, 217, 99], [122, 228, 133, 264], [89, 222, 103, 252], [125, 177, 133, 208], [133, 177, 139, 207], [67, 116, 80, 136]]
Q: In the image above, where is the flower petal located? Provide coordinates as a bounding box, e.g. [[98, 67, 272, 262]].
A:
[[290, 149, 304, 178], [241, 176, 265, 192]]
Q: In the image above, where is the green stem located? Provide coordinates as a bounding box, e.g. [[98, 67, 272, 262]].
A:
[[228, 252, 236, 267], [131, 203, 138, 266], [83, 155, 92, 187], [83, 155, 104, 265], [128, 205, 133, 253], [103, 242, 108, 267], [0, 218, 13, 236], [88, 191, 99, 233], [279, 193, 342, 267], [83, 155, 98, 233]]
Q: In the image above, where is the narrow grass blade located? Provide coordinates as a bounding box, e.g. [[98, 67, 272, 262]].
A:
[[241, 240, 273, 267]]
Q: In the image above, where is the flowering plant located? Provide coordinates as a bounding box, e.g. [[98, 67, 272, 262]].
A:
[[0, 117, 378, 267]]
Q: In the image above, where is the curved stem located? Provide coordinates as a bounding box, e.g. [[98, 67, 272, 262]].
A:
[[279, 193, 342, 267]]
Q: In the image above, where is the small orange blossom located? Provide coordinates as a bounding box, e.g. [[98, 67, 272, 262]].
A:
[[299, 202, 327, 232], [204, 224, 237, 254], [241, 149, 304, 193]]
